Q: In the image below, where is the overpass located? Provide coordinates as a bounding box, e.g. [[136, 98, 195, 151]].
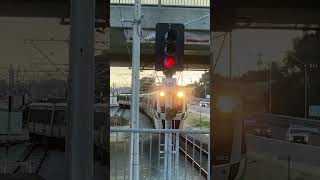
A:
[[107, 1, 210, 69]]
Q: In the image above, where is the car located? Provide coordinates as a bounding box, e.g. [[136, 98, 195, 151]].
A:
[[254, 126, 271, 138], [286, 127, 309, 144], [199, 101, 209, 107]]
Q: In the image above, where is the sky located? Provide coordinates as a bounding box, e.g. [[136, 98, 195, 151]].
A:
[[111, 29, 302, 86], [0, 17, 302, 87]]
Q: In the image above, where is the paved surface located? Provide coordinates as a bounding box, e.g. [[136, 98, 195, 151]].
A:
[[246, 117, 320, 147], [187, 104, 210, 117], [248, 135, 320, 166]]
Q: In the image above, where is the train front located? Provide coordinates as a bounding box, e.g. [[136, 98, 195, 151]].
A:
[[156, 89, 187, 129]]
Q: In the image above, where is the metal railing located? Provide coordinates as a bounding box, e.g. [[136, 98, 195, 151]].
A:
[[110, 127, 210, 180], [111, 0, 209, 7], [0, 160, 32, 174], [263, 113, 320, 130]]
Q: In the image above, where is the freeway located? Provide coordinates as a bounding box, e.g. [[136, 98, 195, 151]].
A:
[[248, 134, 320, 166], [247, 114, 320, 147]]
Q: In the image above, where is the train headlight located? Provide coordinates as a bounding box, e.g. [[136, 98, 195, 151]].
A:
[[217, 96, 234, 113], [177, 91, 184, 98], [160, 91, 165, 97]]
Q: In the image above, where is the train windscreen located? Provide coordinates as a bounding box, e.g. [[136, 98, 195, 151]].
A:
[[53, 110, 65, 125], [29, 109, 52, 123]]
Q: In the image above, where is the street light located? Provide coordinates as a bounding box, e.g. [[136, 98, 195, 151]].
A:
[[287, 53, 308, 120]]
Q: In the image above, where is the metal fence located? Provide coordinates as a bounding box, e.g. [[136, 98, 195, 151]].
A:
[[110, 127, 210, 180], [110, 0, 209, 7], [0, 160, 32, 174]]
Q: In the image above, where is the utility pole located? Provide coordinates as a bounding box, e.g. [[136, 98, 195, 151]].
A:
[[304, 64, 307, 119], [288, 53, 308, 119], [8, 64, 14, 132], [269, 63, 272, 113], [129, 0, 141, 179], [67, 0, 95, 179], [229, 32, 232, 79]]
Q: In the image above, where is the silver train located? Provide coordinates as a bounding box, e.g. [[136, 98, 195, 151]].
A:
[[26, 102, 107, 137], [23, 102, 110, 159], [23, 101, 109, 162], [118, 90, 187, 129]]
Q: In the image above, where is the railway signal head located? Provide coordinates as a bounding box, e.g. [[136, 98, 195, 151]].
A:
[[155, 23, 184, 73]]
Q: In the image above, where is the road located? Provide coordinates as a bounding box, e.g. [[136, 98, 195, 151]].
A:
[[187, 104, 210, 117], [247, 115, 320, 147], [247, 134, 320, 166]]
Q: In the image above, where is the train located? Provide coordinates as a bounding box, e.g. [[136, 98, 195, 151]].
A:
[[117, 90, 187, 129], [23, 99, 109, 163]]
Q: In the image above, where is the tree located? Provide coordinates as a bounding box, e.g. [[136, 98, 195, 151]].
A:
[[283, 31, 320, 75], [140, 77, 155, 93], [273, 31, 320, 118]]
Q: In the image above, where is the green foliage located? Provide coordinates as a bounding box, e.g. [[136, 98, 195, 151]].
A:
[[140, 77, 155, 93], [272, 32, 320, 118], [185, 112, 210, 129]]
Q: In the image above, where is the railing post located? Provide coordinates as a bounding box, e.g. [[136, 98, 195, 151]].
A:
[[175, 132, 180, 178]]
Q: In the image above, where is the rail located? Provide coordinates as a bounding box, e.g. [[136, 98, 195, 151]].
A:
[[110, 127, 210, 180], [110, 0, 209, 7]]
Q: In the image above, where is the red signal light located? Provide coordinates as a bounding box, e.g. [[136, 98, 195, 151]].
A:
[[164, 56, 176, 69]]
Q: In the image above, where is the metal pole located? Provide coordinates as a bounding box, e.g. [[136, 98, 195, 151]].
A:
[[67, 0, 95, 179], [8, 64, 14, 132], [229, 32, 232, 79], [304, 64, 307, 119], [269, 63, 272, 113], [129, 0, 141, 179], [175, 132, 179, 179], [164, 91, 173, 180], [164, 120, 169, 180], [204, 82, 207, 99], [288, 156, 291, 180]]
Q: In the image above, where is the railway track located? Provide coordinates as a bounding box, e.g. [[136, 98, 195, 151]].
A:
[[179, 135, 209, 178], [12, 144, 49, 174]]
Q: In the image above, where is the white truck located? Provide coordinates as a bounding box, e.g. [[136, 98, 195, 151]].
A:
[[286, 126, 310, 144]]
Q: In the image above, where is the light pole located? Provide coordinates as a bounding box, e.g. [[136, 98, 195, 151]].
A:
[[288, 54, 308, 119], [268, 63, 272, 113]]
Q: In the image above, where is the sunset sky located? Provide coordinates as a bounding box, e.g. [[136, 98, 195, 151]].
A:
[[0, 17, 302, 87]]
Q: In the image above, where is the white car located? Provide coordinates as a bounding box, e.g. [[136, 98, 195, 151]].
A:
[[286, 127, 309, 144], [199, 101, 209, 107]]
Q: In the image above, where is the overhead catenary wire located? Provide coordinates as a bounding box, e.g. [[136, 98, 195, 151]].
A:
[[212, 33, 228, 73]]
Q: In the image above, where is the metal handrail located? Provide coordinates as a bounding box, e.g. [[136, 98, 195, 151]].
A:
[[264, 113, 320, 124], [110, 0, 209, 7], [110, 127, 210, 179], [110, 127, 210, 134]]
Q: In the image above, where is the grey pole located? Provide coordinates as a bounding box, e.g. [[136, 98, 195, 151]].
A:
[[229, 32, 232, 79], [287, 53, 308, 119], [304, 64, 307, 119], [269, 63, 272, 113], [8, 64, 14, 132], [129, 0, 141, 179], [204, 81, 207, 99], [67, 0, 95, 179]]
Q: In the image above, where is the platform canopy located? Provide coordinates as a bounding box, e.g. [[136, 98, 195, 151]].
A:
[[0, 0, 109, 27], [211, 1, 320, 31]]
